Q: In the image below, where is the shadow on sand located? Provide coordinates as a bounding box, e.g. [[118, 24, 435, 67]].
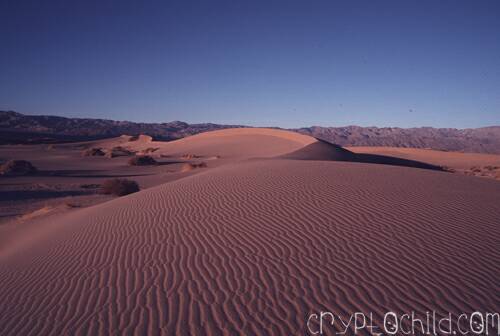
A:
[[281, 139, 444, 171], [0, 190, 93, 202], [33, 170, 154, 178]]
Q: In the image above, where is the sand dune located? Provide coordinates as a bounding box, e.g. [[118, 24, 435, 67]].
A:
[[0, 129, 499, 335], [99, 128, 445, 170], [151, 128, 318, 159]]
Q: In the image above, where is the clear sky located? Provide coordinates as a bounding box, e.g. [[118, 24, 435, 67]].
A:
[[1, 0, 499, 128]]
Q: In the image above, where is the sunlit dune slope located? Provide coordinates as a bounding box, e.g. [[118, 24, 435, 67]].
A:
[[0, 158, 499, 335]]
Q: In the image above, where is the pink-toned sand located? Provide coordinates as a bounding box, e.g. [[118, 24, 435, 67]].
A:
[[348, 146, 500, 180], [0, 129, 499, 335]]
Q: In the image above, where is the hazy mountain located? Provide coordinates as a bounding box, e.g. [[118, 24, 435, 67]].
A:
[[0, 111, 241, 143], [296, 125, 500, 154], [1, 111, 499, 154]]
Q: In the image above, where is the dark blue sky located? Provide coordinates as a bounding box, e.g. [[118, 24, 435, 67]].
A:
[[1, 0, 499, 128]]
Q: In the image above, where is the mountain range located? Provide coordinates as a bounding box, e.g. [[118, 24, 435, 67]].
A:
[[1, 110, 499, 154]]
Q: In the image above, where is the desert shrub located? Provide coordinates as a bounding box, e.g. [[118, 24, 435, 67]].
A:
[[100, 178, 140, 196], [140, 147, 159, 154], [64, 202, 81, 209], [484, 165, 499, 171], [82, 148, 105, 157], [470, 166, 482, 173], [106, 146, 134, 158], [442, 166, 455, 173], [181, 162, 207, 172], [80, 183, 101, 189], [128, 155, 157, 166], [0, 160, 37, 176]]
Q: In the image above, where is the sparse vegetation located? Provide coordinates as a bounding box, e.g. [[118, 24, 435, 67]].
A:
[[484, 165, 499, 171], [82, 148, 105, 157], [100, 178, 140, 196], [140, 147, 159, 154], [470, 166, 482, 173], [0, 160, 37, 176], [442, 166, 455, 173], [181, 162, 207, 172], [80, 183, 101, 189], [106, 146, 134, 158], [128, 155, 157, 166], [64, 202, 81, 209], [462, 165, 500, 180]]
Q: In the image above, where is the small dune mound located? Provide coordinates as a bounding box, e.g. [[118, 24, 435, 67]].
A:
[[0, 160, 37, 176], [82, 148, 105, 157], [100, 178, 140, 196], [181, 162, 207, 172], [128, 155, 157, 166], [106, 146, 134, 158]]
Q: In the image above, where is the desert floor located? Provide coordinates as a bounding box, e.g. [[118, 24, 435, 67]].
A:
[[0, 128, 499, 335], [347, 146, 500, 180]]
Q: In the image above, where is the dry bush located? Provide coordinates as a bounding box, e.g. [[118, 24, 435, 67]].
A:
[[442, 166, 455, 173], [484, 165, 499, 171], [106, 146, 134, 158], [128, 135, 139, 141], [140, 147, 159, 154], [470, 166, 482, 173], [100, 178, 140, 196], [0, 160, 37, 176], [181, 162, 207, 172], [82, 148, 105, 157], [128, 155, 157, 166], [80, 183, 100, 189]]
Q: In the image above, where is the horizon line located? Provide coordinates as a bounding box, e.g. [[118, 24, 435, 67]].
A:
[[2, 109, 499, 130]]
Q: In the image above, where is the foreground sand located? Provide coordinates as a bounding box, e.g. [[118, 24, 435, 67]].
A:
[[0, 129, 499, 335]]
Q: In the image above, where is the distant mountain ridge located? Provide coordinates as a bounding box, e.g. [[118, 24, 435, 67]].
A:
[[1, 111, 500, 154], [295, 125, 500, 154]]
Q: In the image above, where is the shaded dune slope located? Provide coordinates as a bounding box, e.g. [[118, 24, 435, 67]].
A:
[[281, 139, 443, 170], [0, 160, 499, 335]]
